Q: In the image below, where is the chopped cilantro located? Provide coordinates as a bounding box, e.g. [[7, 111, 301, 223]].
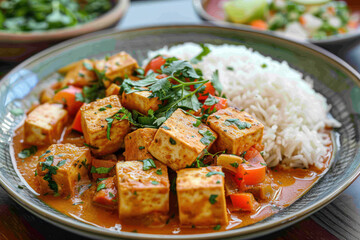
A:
[[156, 169, 162, 175], [105, 118, 114, 140], [56, 160, 67, 167], [227, 66, 234, 71], [198, 129, 216, 145], [78, 173, 81, 181], [84, 143, 99, 149], [161, 125, 170, 130], [169, 137, 176, 145], [230, 162, 239, 168], [97, 183, 106, 192], [206, 171, 225, 177], [225, 119, 252, 129], [193, 119, 202, 127], [18, 146, 37, 159], [90, 166, 113, 174], [139, 146, 145, 150], [204, 94, 219, 106], [98, 107, 107, 111], [261, 63, 267, 68], [190, 43, 211, 64], [213, 225, 221, 230], [209, 194, 218, 204], [142, 159, 156, 171], [151, 180, 159, 185], [73, 201, 84, 205], [109, 192, 115, 198], [54, 86, 69, 94]]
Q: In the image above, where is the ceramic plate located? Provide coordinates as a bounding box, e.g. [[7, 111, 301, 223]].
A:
[[0, 25, 360, 240]]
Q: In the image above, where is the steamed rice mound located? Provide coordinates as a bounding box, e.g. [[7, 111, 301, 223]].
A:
[[146, 43, 341, 169]]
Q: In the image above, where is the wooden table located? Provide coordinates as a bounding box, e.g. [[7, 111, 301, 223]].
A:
[[1, 0, 360, 239]]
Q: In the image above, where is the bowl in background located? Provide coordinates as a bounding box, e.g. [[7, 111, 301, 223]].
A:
[[0, 0, 130, 62], [193, 0, 360, 46]]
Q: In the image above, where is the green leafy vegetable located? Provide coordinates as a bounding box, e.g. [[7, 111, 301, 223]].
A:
[[90, 166, 113, 174], [198, 129, 216, 146], [230, 162, 239, 168], [143, 159, 156, 171], [209, 194, 218, 204], [206, 171, 225, 177], [190, 44, 211, 64], [169, 137, 176, 145], [225, 119, 252, 129], [151, 180, 159, 185], [156, 169, 162, 175], [18, 146, 37, 159], [84, 143, 99, 149], [57, 159, 67, 167], [97, 183, 106, 192]]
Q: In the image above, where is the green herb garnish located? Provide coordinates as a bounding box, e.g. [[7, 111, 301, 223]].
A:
[[142, 159, 156, 171], [18, 146, 37, 159]]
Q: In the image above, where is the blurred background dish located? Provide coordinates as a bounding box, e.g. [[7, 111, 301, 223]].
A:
[[193, 0, 360, 45], [0, 0, 129, 62]]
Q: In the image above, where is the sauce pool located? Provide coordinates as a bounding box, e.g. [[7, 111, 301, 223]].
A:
[[11, 125, 332, 234]]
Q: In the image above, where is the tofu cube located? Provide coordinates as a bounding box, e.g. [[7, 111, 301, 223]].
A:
[[95, 51, 139, 87], [123, 128, 157, 161], [105, 83, 121, 97], [207, 107, 264, 155], [121, 90, 161, 115], [24, 103, 68, 146], [92, 176, 118, 209], [61, 59, 97, 87], [81, 95, 130, 155], [148, 109, 217, 171], [36, 144, 92, 196], [176, 166, 228, 226], [116, 160, 169, 224]]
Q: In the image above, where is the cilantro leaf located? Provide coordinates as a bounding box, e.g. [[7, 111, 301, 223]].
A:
[[225, 119, 252, 129], [90, 166, 113, 174], [97, 183, 106, 192], [161, 60, 200, 79], [211, 70, 223, 96], [105, 118, 114, 140], [143, 159, 156, 171], [198, 129, 216, 146], [18, 146, 37, 159], [204, 94, 219, 106], [206, 171, 225, 177], [209, 194, 218, 204], [190, 44, 211, 64]]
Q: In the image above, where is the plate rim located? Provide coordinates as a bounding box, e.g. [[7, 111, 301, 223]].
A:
[[1, 24, 360, 239]]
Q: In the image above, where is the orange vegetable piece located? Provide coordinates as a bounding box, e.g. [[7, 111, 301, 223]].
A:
[[72, 107, 83, 133], [230, 193, 258, 211], [145, 56, 166, 74], [236, 147, 266, 185], [299, 16, 306, 26], [202, 96, 228, 112], [348, 20, 358, 29], [250, 20, 268, 30], [53, 85, 83, 116], [92, 176, 118, 209]]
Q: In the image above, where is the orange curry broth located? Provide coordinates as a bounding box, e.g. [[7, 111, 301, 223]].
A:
[[11, 124, 332, 234]]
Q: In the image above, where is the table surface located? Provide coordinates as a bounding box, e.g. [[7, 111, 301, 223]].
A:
[[1, 0, 360, 239]]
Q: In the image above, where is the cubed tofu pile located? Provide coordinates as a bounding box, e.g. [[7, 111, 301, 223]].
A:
[[26, 51, 270, 229]]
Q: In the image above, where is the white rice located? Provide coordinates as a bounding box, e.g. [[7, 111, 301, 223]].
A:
[[146, 43, 341, 169]]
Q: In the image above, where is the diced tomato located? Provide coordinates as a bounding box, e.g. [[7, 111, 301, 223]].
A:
[[235, 147, 266, 185], [348, 20, 358, 29], [53, 86, 83, 116], [230, 193, 258, 211], [145, 56, 166, 74], [92, 177, 117, 209], [299, 16, 306, 26], [202, 96, 228, 112], [72, 107, 83, 133], [250, 20, 268, 30], [196, 82, 216, 101]]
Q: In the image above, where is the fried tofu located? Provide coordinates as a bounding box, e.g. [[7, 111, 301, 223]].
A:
[[61, 59, 97, 87], [123, 128, 157, 161], [81, 95, 130, 155], [148, 109, 217, 171], [92, 176, 118, 209], [36, 144, 92, 196], [95, 52, 139, 87], [24, 103, 68, 146], [121, 90, 161, 115], [116, 160, 169, 224], [105, 83, 121, 97], [176, 166, 228, 226], [207, 107, 264, 155]]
